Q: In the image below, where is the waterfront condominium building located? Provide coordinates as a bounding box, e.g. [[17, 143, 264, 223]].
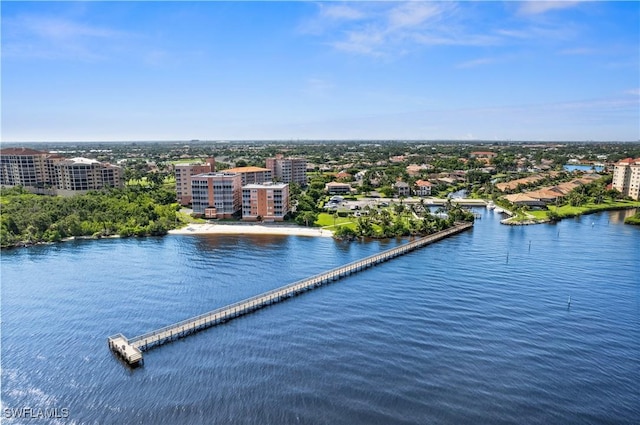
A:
[[0, 147, 62, 191], [191, 172, 242, 218], [612, 157, 640, 200], [265, 154, 307, 186], [174, 158, 215, 205], [222, 166, 272, 185], [56, 157, 124, 195], [242, 182, 290, 222], [0, 148, 122, 195]]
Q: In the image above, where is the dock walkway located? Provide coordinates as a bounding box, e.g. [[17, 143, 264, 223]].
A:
[[108, 222, 472, 366]]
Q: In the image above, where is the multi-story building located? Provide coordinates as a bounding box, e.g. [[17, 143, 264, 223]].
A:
[[0, 148, 122, 195], [394, 181, 411, 197], [612, 158, 640, 200], [175, 158, 215, 205], [56, 157, 123, 194], [242, 182, 290, 222], [414, 179, 433, 196], [265, 154, 307, 186], [222, 166, 272, 185], [191, 172, 242, 218], [0, 147, 62, 191]]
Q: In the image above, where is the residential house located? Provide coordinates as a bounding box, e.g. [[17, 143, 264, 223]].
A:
[[414, 180, 433, 196], [325, 181, 352, 195], [393, 181, 411, 197]]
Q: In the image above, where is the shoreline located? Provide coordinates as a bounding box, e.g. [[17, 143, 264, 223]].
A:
[[168, 223, 334, 237]]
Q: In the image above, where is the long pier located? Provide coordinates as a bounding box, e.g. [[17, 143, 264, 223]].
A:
[[108, 222, 473, 366]]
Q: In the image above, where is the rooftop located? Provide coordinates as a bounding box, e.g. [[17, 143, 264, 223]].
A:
[[243, 182, 288, 189], [223, 166, 270, 173]]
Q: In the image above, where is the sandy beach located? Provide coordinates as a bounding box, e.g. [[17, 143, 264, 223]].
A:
[[169, 223, 333, 237]]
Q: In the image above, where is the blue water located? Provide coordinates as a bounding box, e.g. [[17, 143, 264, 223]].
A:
[[1, 208, 639, 424], [564, 164, 605, 172]]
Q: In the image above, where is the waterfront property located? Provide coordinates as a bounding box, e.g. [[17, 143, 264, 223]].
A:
[[415, 179, 433, 196], [0, 147, 61, 190], [241, 182, 290, 222], [191, 172, 242, 218], [501, 175, 600, 206], [55, 157, 124, 196], [174, 158, 215, 205], [0, 147, 123, 195], [108, 222, 473, 366], [612, 157, 640, 200]]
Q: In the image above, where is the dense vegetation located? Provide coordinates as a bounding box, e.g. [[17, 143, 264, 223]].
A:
[[0, 186, 180, 248], [625, 211, 640, 225], [332, 201, 475, 240]]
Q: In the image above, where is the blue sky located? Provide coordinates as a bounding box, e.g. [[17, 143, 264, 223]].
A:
[[2, 1, 639, 142]]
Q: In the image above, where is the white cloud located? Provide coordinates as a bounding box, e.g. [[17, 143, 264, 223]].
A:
[[518, 1, 584, 16], [388, 2, 445, 29], [320, 4, 365, 21], [317, 2, 498, 57], [2, 15, 131, 61]]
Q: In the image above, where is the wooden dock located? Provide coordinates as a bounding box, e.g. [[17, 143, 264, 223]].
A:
[[108, 222, 473, 366]]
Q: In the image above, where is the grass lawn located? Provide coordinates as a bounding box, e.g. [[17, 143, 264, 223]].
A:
[[127, 177, 151, 187], [127, 175, 175, 189], [528, 210, 549, 220], [315, 212, 357, 229], [548, 199, 640, 218], [500, 199, 639, 223], [176, 211, 206, 224]]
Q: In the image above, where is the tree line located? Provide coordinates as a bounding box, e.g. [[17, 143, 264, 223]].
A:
[[0, 186, 180, 248]]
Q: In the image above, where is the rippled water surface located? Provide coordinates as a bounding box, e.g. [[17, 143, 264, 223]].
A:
[[2, 209, 638, 424]]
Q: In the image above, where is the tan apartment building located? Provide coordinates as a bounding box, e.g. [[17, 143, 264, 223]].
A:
[[56, 157, 123, 195], [242, 182, 290, 222], [612, 158, 640, 200], [222, 166, 272, 185], [0, 148, 122, 195], [191, 172, 242, 218], [266, 154, 307, 186], [0, 147, 62, 191], [175, 158, 215, 205]]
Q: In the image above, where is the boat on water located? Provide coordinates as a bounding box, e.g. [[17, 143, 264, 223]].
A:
[[495, 207, 504, 213], [486, 201, 496, 210]]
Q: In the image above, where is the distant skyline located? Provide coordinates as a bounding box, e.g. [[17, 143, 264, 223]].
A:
[[2, 1, 639, 142]]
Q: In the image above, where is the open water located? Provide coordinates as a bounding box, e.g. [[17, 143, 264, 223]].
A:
[[1, 208, 639, 424]]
